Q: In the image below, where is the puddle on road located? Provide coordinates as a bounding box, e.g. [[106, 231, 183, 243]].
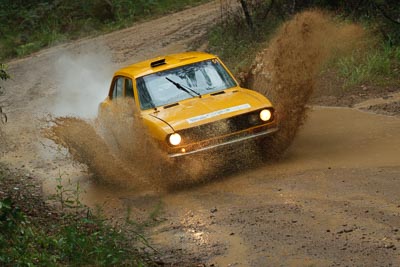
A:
[[280, 106, 400, 172], [40, 106, 400, 264]]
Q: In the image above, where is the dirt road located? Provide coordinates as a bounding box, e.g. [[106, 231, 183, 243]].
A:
[[1, 1, 400, 266]]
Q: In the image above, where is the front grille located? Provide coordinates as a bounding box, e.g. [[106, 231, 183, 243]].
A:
[[178, 108, 273, 144]]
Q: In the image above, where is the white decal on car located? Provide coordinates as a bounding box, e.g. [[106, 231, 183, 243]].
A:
[[187, 103, 251, 124]]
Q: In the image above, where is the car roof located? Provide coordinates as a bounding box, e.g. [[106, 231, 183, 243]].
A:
[[114, 51, 217, 78]]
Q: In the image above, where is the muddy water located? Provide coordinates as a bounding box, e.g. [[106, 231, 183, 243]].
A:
[[72, 105, 400, 200], [43, 106, 400, 264], [280, 106, 400, 171], [150, 107, 400, 266]]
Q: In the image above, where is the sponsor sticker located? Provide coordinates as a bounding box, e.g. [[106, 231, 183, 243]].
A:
[[187, 103, 251, 124]]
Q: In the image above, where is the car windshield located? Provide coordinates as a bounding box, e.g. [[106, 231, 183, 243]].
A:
[[136, 59, 237, 109]]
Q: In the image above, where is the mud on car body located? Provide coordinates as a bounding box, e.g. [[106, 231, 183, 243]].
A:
[[99, 51, 278, 157]]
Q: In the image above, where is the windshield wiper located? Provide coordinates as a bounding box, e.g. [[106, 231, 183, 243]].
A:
[[165, 77, 201, 98]]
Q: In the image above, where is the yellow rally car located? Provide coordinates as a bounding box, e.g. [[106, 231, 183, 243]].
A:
[[99, 52, 277, 157]]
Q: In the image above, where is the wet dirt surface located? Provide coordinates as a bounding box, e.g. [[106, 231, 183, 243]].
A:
[[44, 107, 400, 266], [1, 2, 400, 266], [357, 93, 400, 116], [138, 107, 400, 266]]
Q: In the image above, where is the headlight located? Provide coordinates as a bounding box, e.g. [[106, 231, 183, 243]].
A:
[[168, 133, 182, 146], [259, 109, 272, 122]]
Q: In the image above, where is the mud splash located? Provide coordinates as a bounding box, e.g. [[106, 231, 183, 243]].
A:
[[45, 99, 227, 190], [46, 106, 170, 190], [248, 10, 365, 156], [45, 116, 146, 188], [96, 99, 167, 173]]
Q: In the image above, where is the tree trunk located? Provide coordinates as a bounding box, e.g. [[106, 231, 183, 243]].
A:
[[239, 0, 254, 31]]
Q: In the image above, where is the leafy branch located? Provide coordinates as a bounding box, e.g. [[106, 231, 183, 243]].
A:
[[0, 64, 10, 125], [0, 64, 10, 84]]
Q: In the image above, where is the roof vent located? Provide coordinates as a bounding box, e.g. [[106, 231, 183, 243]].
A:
[[150, 59, 166, 68]]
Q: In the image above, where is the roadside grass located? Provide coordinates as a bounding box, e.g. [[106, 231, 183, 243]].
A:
[[0, 205, 143, 266], [0, 168, 157, 266], [207, 11, 400, 90], [207, 15, 282, 75], [0, 0, 210, 61], [335, 43, 400, 88]]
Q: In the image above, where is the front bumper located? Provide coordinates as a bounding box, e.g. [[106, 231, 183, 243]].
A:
[[168, 126, 278, 158]]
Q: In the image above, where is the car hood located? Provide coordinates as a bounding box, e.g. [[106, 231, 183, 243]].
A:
[[147, 89, 273, 131]]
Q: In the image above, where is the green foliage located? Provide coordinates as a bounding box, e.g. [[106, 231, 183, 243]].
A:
[[337, 43, 399, 87], [318, 0, 400, 45], [50, 174, 84, 213], [0, 174, 151, 266], [209, 0, 400, 87], [0, 64, 10, 82], [0, 201, 142, 266], [0, 0, 209, 60], [242, 0, 400, 45], [208, 2, 282, 74], [0, 197, 25, 232], [208, 25, 262, 74]]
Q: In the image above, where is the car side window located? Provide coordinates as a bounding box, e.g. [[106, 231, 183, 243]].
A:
[[112, 77, 123, 99], [125, 78, 134, 98]]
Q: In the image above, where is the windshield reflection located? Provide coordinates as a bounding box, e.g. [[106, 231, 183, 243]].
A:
[[136, 59, 237, 110]]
